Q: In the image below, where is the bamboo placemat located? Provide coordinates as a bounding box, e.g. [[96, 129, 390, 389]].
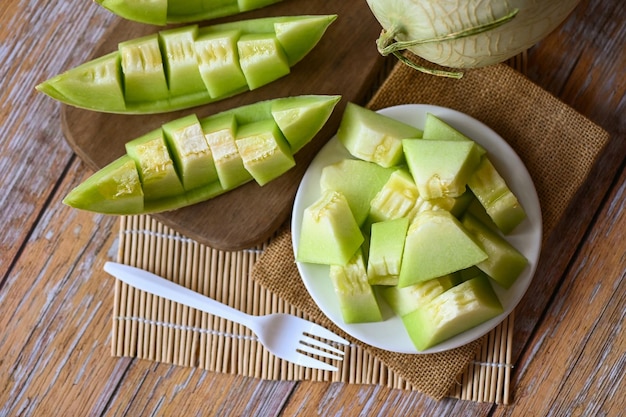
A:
[[113, 214, 514, 403]]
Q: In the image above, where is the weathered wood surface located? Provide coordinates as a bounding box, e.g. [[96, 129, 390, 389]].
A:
[[1, 0, 624, 416]]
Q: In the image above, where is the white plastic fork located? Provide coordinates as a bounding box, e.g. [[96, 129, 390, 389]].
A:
[[104, 262, 348, 371]]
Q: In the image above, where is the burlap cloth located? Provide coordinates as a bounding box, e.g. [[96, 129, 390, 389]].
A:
[[251, 53, 610, 400]]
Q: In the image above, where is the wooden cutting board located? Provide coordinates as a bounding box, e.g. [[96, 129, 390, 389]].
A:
[[62, 1, 386, 250]]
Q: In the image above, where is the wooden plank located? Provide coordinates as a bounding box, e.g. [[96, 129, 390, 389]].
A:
[[0, 0, 116, 278], [61, 2, 386, 251], [493, 163, 626, 416]]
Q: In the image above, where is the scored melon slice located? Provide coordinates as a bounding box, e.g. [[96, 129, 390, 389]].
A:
[[337, 102, 422, 168], [398, 210, 487, 287], [297, 190, 364, 266], [320, 159, 396, 225], [329, 249, 383, 323], [402, 274, 503, 351]]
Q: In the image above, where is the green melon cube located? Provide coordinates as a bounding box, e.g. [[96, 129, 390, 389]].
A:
[[398, 210, 487, 287], [297, 190, 364, 265], [194, 29, 248, 98], [119, 34, 169, 103], [468, 157, 526, 234], [235, 120, 295, 186], [366, 217, 410, 286], [337, 102, 423, 168], [320, 159, 396, 225], [237, 34, 290, 90], [329, 249, 383, 323], [461, 212, 528, 289], [402, 274, 503, 350], [159, 25, 206, 97], [125, 130, 184, 200], [402, 139, 482, 200], [379, 273, 459, 317], [369, 169, 419, 223], [201, 113, 253, 190], [162, 114, 218, 191]]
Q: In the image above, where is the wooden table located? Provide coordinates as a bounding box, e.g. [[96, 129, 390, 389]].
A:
[[2, 0, 624, 415]]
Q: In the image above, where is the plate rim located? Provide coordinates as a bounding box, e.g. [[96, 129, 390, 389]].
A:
[[291, 103, 543, 354]]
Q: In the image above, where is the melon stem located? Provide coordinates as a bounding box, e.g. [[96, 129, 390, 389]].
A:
[[375, 9, 519, 79]]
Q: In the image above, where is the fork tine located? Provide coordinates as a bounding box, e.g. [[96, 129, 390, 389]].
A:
[[295, 353, 340, 372], [298, 342, 345, 362], [306, 323, 350, 345], [300, 334, 345, 355]]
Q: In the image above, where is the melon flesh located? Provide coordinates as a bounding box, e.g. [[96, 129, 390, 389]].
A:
[[398, 210, 487, 287], [330, 249, 383, 323], [402, 274, 503, 351], [296, 190, 364, 266]]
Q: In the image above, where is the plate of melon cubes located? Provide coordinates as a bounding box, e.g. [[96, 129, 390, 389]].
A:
[[292, 103, 542, 354]]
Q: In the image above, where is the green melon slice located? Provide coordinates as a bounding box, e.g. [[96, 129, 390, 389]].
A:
[[320, 159, 396, 225], [329, 249, 383, 323], [398, 210, 487, 287], [402, 274, 503, 351], [297, 190, 364, 266], [337, 102, 422, 168]]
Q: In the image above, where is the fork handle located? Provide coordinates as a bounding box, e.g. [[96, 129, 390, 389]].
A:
[[104, 262, 254, 328]]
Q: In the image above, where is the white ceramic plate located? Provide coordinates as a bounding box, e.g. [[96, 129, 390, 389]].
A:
[[291, 104, 542, 354]]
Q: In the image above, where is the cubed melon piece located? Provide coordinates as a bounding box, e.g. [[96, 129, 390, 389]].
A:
[[201, 113, 253, 190], [402, 274, 503, 350], [235, 120, 295, 186], [366, 217, 410, 286], [237, 34, 290, 90], [162, 114, 218, 191], [194, 29, 248, 98], [119, 34, 169, 103], [379, 273, 459, 317], [337, 102, 422, 168], [369, 169, 419, 223], [320, 159, 396, 225], [398, 210, 487, 287], [297, 190, 364, 265], [329, 249, 383, 323], [125, 130, 184, 200], [461, 212, 528, 289], [403, 139, 482, 200], [159, 25, 206, 97]]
